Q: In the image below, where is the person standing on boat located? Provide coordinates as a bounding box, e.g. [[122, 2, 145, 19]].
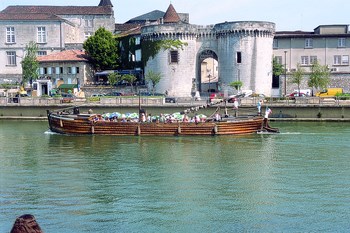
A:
[[257, 100, 262, 115], [141, 113, 146, 122]]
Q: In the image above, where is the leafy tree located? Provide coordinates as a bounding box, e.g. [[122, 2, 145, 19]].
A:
[[145, 70, 162, 94], [21, 41, 39, 88], [290, 64, 305, 94], [273, 57, 284, 77], [122, 74, 137, 92], [83, 27, 119, 70], [107, 72, 122, 86], [308, 60, 330, 95], [229, 81, 243, 93]]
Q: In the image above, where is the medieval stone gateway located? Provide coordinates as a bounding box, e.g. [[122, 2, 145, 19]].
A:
[[142, 21, 275, 97]]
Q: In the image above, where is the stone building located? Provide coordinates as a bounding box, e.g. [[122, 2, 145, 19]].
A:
[[141, 4, 275, 97], [0, 0, 114, 83], [36, 50, 93, 96], [273, 25, 350, 96]]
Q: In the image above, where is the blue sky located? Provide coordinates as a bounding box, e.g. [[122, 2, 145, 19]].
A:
[[0, 0, 349, 31]]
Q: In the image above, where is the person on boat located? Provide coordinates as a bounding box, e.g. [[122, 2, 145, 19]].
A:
[[233, 98, 239, 109], [263, 107, 272, 128], [257, 100, 262, 115], [159, 114, 166, 123], [195, 114, 200, 124], [183, 113, 189, 122], [141, 113, 146, 122], [214, 112, 221, 121]]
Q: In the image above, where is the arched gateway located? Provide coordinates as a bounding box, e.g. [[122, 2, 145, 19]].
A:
[[142, 21, 275, 97]]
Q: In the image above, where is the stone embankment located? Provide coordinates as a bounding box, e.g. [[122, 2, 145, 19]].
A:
[[1, 96, 350, 121]]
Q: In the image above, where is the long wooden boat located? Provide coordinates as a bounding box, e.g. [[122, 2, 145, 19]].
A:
[[47, 107, 278, 136]]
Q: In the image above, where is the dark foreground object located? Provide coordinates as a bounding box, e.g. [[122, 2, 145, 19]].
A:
[[10, 214, 43, 233]]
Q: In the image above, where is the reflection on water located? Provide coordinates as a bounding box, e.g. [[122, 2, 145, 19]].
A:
[[1, 121, 350, 232]]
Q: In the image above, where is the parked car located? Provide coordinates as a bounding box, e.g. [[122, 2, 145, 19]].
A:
[[209, 93, 224, 102], [105, 92, 123, 96], [288, 92, 306, 99], [91, 93, 105, 97]]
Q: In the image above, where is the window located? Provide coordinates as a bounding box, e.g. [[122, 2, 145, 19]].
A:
[[6, 51, 16, 65], [37, 51, 47, 56], [310, 56, 318, 64], [135, 37, 141, 45], [6, 27, 15, 43], [84, 32, 93, 40], [37, 27, 46, 43], [338, 38, 346, 48], [84, 19, 93, 28], [301, 56, 309, 65], [170, 50, 179, 63], [273, 39, 278, 49], [135, 49, 141, 62], [274, 56, 282, 64], [236, 52, 242, 63], [342, 55, 349, 65], [55, 67, 63, 74], [305, 38, 313, 48], [334, 55, 341, 65]]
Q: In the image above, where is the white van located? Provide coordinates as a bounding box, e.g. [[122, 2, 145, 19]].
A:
[[293, 89, 311, 96]]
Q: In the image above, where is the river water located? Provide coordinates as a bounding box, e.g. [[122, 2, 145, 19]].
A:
[[1, 120, 350, 232]]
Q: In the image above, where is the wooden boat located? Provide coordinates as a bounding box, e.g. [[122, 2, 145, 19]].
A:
[[47, 107, 278, 136]]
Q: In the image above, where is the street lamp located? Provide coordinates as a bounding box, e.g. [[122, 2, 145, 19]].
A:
[[208, 73, 211, 94], [284, 51, 287, 96]]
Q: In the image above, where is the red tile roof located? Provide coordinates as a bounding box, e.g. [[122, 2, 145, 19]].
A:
[[163, 4, 181, 23], [37, 50, 89, 63], [1, 5, 113, 15], [0, 13, 63, 21]]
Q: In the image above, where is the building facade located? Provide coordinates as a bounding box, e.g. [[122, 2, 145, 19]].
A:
[[0, 0, 114, 83], [273, 25, 350, 96]]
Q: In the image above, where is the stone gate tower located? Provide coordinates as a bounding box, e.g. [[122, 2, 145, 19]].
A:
[[142, 5, 275, 97]]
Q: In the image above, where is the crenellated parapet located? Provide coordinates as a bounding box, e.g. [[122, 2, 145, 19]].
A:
[[141, 21, 275, 40]]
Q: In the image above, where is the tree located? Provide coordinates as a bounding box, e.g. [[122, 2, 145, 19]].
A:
[[308, 60, 330, 95], [290, 64, 305, 94], [145, 70, 162, 94], [122, 74, 137, 92], [229, 81, 243, 93], [21, 41, 39, 88], [273, 57, 284, 77], [107, 72, 122, 86], [83, 27, 119, 70]]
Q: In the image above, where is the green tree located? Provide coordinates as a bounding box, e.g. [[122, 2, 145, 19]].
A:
[[145, 70, 162, 94], [308, 60, 330, 95], [273, 57, 284, 77], [21, 41, 39, 88], [229, 81, 243, 93], [107, 72, 122, 86], [83, 27, 119, 70], [290, 64, 305, 94], [122, 74, 137, 92]]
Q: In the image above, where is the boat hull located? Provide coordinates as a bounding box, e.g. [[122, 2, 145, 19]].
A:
[[47, 112, 265, 136]]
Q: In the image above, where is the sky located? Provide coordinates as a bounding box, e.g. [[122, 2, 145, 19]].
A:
[[0, 0, 349, 32]]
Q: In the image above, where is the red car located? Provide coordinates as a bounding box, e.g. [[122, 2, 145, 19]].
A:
[[288, 92, 306, 99], [209, 93, 224, 101]]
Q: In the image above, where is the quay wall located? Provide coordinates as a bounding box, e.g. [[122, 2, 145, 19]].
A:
[[2, 105, 350, 120]]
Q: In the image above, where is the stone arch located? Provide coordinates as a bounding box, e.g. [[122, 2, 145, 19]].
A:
[[196, 49, 219, 95]]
